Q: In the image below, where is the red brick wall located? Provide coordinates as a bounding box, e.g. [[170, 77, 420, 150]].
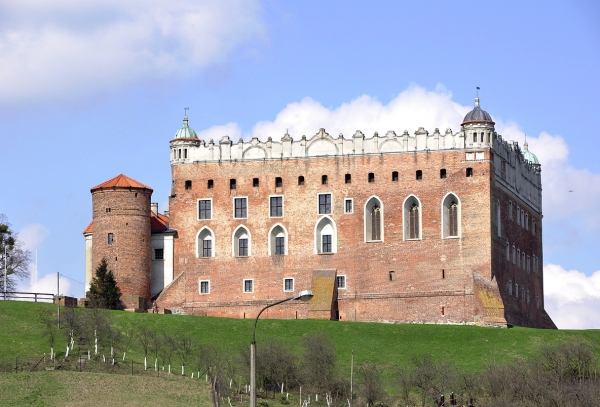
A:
[[91, 187, 152, 309], [158, 148, 510, 324], [491, 171, 550, 327]]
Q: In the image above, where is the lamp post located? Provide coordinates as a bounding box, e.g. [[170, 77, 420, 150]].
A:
[[250, 290, 313, 407]]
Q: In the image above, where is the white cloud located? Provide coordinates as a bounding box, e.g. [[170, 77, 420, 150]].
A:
[[247, 85, 470, 140], [0, 0, 266, 105], [197, 122, 242, 142], [20, 272, 73, 299], [18, 223, 50, 252], [544, 264, 600, 329]]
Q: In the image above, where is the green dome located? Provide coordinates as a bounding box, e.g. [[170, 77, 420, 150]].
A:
[[174, 116, 198, 139], [522, 141, 539, 164]]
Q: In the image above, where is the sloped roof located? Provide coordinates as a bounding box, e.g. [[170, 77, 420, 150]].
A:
[[91, 174, 153, 192], [83, 211, 169, 235]]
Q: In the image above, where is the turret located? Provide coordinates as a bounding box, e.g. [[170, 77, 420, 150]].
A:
[[170, 112, 200, 165], [461, 97, 495, 148]]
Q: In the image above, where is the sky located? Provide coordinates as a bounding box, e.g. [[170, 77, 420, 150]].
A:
[[1, 0, 599, 329]]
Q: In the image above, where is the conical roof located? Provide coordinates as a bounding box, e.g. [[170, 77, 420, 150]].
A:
[[91, 174, 152, 192]]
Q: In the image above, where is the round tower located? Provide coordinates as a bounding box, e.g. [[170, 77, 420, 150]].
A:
[[90, 174, 153, 310], [461, 97, 496, 148]]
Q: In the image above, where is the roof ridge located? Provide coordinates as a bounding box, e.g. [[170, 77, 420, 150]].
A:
[[91, 174, 153, 192]]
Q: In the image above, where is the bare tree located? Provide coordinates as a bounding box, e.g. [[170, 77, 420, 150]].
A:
[[137, 324, 152, 370], [175, 334, 194, 375], [300, 332, 338, 395], [40, 310, 58, 360], [0, 214, 31, 293], [119, 323, 136, 361], [160, 332, 176, 374], [356, 362, 387, 407]]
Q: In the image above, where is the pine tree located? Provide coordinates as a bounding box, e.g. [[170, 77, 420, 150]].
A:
[[89, 258, 121, 309]]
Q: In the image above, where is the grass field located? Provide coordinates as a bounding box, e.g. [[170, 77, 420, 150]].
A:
[[1, 301, 599, 372], [1, 301, 600, 406]]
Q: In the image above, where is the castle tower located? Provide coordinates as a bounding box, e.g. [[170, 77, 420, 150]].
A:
[[170, 113, 200, 167], [90, 174, 153, 310], [461, 97, 496, 148]]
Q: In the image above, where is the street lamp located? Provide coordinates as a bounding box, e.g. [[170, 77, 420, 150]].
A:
[[250, 290, 313, 407]]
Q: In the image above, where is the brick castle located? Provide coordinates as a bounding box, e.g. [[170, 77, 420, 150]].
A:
[[84, 98, 556, 328]]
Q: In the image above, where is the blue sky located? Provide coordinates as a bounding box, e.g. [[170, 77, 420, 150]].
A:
[[1, 1, 599, 328]]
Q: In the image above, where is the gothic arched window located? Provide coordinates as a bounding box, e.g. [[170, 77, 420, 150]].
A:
[[403, 195, 422, 240], [196, 227, 215, 258], [364, 196, 384, 242], [442, 193, 460, 238]]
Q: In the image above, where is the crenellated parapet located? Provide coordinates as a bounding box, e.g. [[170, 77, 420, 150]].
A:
[[170, 126, 479, 165]]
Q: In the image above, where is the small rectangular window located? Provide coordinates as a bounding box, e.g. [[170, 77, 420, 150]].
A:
[[298, 176, 305, 186], [283, 278, 294, 292], [275, 237, 285, 255], [322, 175, 328, 185], [322, 235, 332, 253], [336, 275, 346, 289], [253, 178, 259, 188], [392, 171, 398, 182], [476, 152, 485, 160], [202, 239, 212, 257], [416, 170, 422, 180], [185, 180, 192, 190], [239, 238, 248, 256], [198, 199, 212, 220], [509, 201, 513, 219], [207, 179, 214, 189], [345, 174, 351, 184], [318, 193, 332, 214], [466, 168, 473, 177], [234, 197, 247, 218], [466, 152, 474, 161], [199, 280, 210, 294], [368, 173, 375, 183], [440, 169, 446, 179], [344, 198, 353, 214], [270, 196, 283, 217], [230, 179, 236, 190], [154, 248, 164, 260], [184, 149, 188, 159], [532, 220, 536, 236], [275, 177, 282, 188], [243, 279, 253, 293], [108, 233, 114, 244]]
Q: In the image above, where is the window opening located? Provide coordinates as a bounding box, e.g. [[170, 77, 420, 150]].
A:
[[473, 133, 477, 142], [108, 233, 114, 244], [389, 271, 394, 281], [230, 179, 236, 190], [409, 203, 420, 239], [106, 208, 111, 213], [440, 169, 447, 179], [448, 201, 458, 237], [416, 170, 422, 180], [243, 279, 253, 293], [466, 168, 473, 177], [275, 236, 285, 255], [298, 176, 305, 186], [202, 238, 212, 257], [322, 234, 332, 253], [253, 178, 259, 188], [207, 179, 214, 189], [184, 149, 187, 159], [371, 206, 381, 240], [238, 237, 249, 256], [178, 149, 181, 159], [441, 306, 445, 316], [336, 275, 346, 289], [368, 173, 375, 183], [234, 198, 247, 218], [345, 174, 351, 184], [154, 248, 164, 260], [284, 278, 294, 292], [442, 269, 445, 279], [392, 171, 399, 182], [345, 199, 353, 214], [318, 194, 332, 214], [275, 177, 282, 188], [270, 196, 283, 217], [200, 280, 209, 294], [322, 175, 328, 185], [185, 180, 192, 190]]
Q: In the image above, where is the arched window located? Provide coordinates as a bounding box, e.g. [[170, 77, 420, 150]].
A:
[[268, 224, 288, 256], [196, 227, 215, 258], [403, 195, 421, 240], [473, 132, 477, 143], [232, 226, 251, 257], [442, 193, 460, 238], [314, 216, 337, 254], [364, 196, 384, 242]]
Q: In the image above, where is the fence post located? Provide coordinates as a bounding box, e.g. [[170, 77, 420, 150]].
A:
[[131, 360, 133, 376], [15, 357, 17, 374]]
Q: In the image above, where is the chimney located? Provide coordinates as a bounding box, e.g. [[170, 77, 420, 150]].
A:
[[164, 210, 170, 218], [151, 202, 158, 215]]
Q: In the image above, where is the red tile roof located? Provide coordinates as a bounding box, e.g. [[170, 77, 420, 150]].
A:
[[83, 212, 169, 234], [91, 174, 153, 192]]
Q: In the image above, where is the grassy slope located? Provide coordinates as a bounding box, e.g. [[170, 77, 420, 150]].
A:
[[1, 301, 600, 372], [0, 371, 211, 407]]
